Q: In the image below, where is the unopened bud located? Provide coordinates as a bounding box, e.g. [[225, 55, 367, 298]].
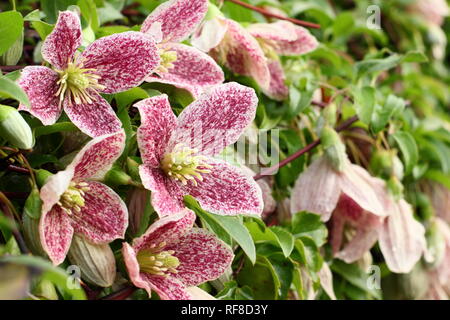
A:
[[321, 126, 347, 172], [67, 235, 116, 287], [126, 157, 141, 182], [370, 150, 404, 180], [35, 169, 53, 188], [32, 279, 58, 300], [387, 176, 404, 200], [0, 105, 34, 150], [0, 32, 23, 65], [23, 186, 42, 220], [104, 166, 133, 186], [22, 214, 46, 257]]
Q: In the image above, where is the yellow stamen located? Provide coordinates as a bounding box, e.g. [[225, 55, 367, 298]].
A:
[[137, 245, 180, 277], [57, 181, 90, 214]]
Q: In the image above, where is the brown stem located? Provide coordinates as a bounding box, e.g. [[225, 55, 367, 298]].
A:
[[225, 0, 320, 29], [253, 116, 359, 180], [0, 193, 29, 254], [0, 65, 25, 72], [6, 165, 30, 174], [100, 285, 137, 300]]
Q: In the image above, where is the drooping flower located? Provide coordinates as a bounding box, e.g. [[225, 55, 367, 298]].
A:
[[18, 11, 160, 137], [409, 0, 449, 26], [39, 130, 128, 265], [247, 21, 318, 100], [136, 82, 263, 217], [140, 0, 224, 98], [122, 209, 233, 300], [192, 16, 318, 100]]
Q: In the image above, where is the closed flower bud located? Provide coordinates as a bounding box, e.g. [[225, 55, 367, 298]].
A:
[[126, 188, 151, 236], [0, 105, 34, 150], [22, 213, 46, 257], [104, 166, 133, 186], [321, 126, 347, 172], [387, 176, 404, 200], [35, 169, 54, 188], [0, 32, 23, 65], [67, 235, 116, 287], [32, 279, 58, 300], [126, 157, 141, 181]]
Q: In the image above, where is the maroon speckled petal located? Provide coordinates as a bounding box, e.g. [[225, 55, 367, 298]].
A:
[[18, 66, 61, 125], [169, 82, 258, 157], [139, 166, 185, 217], [212, 18, 270, 89], [184, 158, 263, 216], [70, 181, 128, 244], [167, 228, 233, 286], [146, 43, 224, 98], [63, 89, 122, 138], [290, 156, 341, 221], [69, 130, 126, 181], [141, 0, 208, 43], [146, 274, 192, 300], [122, 243, 153, 296], [79, 32, 160, 94], [271, 25, 318, 56], [379, 199, 426, 273], [132, 209, 196, 252], [263, 59, 289, 101], [135, 95, 176, 168], [39, 206, 74, 265], [41, 11, 82, 70]]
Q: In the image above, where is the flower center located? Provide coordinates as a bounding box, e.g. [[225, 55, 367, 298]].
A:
[[136, 242, 180, 276], [55, 62, 105, 105], [161, 144, 212, 186], [57, 181, 90, 214], [156, 47, 177, 74]]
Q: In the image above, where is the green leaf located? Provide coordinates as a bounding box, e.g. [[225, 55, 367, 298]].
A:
[[0, 76, 30, 107], [333, 12, 355, 37], [354, 54, 401, 79], [34, 122, 78, 137], [185, 196, 255, 263], [23, 186, 43, 219], [391, 131, 419, 175], [269, 226, 295, 257], [371, 94, 405, 133], [0, 11, 23, 56], [354, 86, 376, 125], [0, 255, 86, 300], [402, 51, 428, 63], [266, 253, 294, 299], [424, 170, 450, 189], [41, 0, 78, 24], [291, 211, 328, 247], [78, 0, 99, 30]]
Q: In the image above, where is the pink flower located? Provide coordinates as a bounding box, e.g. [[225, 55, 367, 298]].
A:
[[39, 130, 128, 265], [409, 0, 449, 26], [140, 0, 224, 98], [19, 11, 160, 137], [192, 18, 318, 100], [122, 209, 233, 300], [136, 82, 264, 217]]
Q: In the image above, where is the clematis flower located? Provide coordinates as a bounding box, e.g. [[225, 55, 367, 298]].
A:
[[409, 0, 449, 26], [122, 209, 233, 300], [247, 21, 318, 100], [39, 130, 128, 265], [136, 82, 263, 217], [140, 0, 224, 98], [19, 11, 160, 137], [192, 17, 318, 100]]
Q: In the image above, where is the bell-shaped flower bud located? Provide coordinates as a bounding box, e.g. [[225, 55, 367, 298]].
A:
[[0, 105, 34, 150]]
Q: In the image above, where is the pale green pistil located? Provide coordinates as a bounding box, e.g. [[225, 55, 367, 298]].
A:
[[161, 144, 212, 186], [57, 181, 90, 214], [156, 48, 177, 74], [55, 62, 105, 105], [137, 242, 180, 276]]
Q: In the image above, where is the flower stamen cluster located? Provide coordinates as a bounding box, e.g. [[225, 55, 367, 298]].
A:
[[57, 181, 90, 214], [136, 241, 180, 276]]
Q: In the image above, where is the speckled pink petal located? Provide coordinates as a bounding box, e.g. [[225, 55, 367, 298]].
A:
[[272, 25, 318, 56], [69, 130, 125, 181], [183, 158, 263, 216], [41, 11, 82, 70], [135, 95, 176, 168], [70, 181, 128, 244], [290, 156, 341, 221], [213, 18, 270, 89], [63, 89, 122, 138], [263, 59, 289, 101], [167, 228, 233, 286], [318, 263, 336, 300], [379, 199, 426, 273], [248, 21, 298, 43], [340, 162, 386, 217], [18, 66, 61, 125], [191, 18, 228, 52], [133, 209, 196, 252], [169, 82, 258, 157], [39, 206, 74, 265], [79, 32, 160, 94], [146, 43, 224, 99], [40, 169, 74, 216], [186, 287, 216, 300], [139, 166, 185, 217], [122, 242, 153, 296], [147, 274, 192, 300], [141, 0, 208, 42]]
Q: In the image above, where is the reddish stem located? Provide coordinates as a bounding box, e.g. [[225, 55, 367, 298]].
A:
[[0, 65, 25, 72], [7, 165, 30, 174], [225, 0, 320, 29], [100, 286, 137, 300], [253, 116, 359, 180]]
